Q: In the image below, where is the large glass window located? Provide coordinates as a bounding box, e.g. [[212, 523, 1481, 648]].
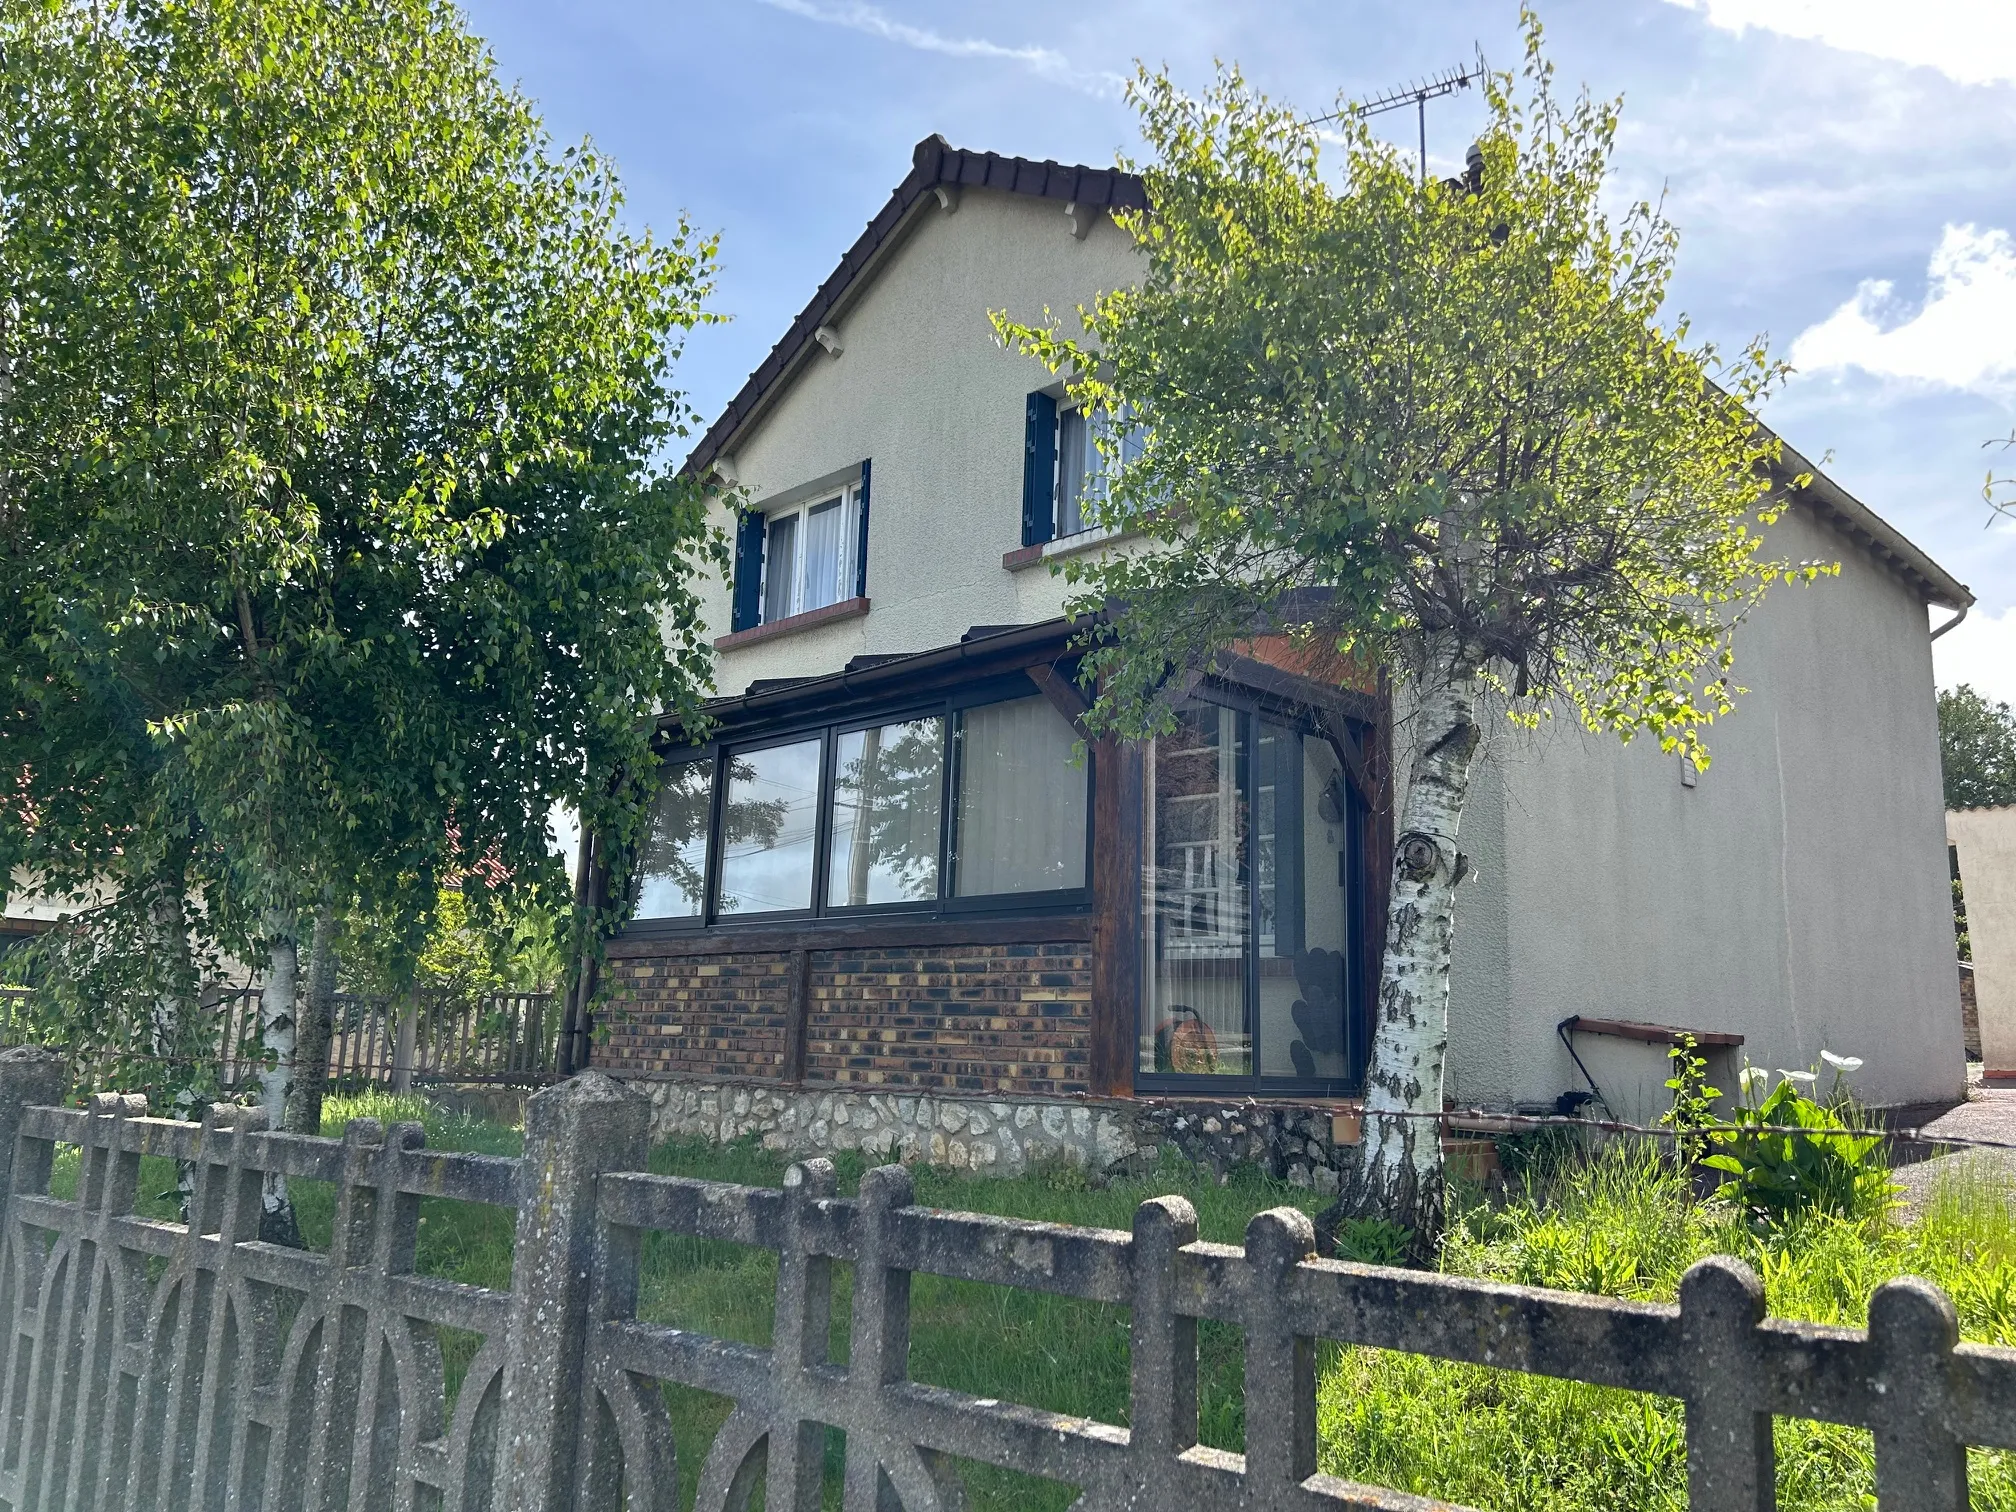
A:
[[633, 758, 714, 919], [828, 717, 945, 907], [634, 687, 1092, 929], [951, 696, 1088, 896], [1142, 705, 1250, 1077], [716, 739, 822, 915], [1141, 702, 1356, 1086]]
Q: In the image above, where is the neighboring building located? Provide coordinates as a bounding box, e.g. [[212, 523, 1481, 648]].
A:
[[1950, 806, 2016, 1086], [583, 136, 1971, 1173]]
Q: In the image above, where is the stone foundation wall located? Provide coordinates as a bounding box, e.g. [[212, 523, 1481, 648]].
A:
[[627, 1073, 1359, 1192]]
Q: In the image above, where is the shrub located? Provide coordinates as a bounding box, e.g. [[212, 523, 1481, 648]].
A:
[[1703, 1064, 1895, 1228]]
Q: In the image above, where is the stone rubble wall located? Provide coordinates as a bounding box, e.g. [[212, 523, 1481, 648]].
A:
[[628, 1074, 1355, 1193]]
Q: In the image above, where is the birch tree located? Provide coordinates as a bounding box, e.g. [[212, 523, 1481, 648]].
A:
[[997, 16, 1828, 1244], [1, 0, 721, 1232]]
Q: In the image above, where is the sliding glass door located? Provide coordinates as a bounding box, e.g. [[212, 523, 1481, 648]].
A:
[[1140, 696, 1360, 1091]]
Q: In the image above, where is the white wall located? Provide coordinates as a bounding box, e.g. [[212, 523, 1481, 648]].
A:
[[1445, 502, 1965, 1114], [1951, 805, 2016, 1076], [693, 189, 1138, 695]]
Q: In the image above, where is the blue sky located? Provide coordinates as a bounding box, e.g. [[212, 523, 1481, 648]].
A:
[[463, 0, 2016, 701]]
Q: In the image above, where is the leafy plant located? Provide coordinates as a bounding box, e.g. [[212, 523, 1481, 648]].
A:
[[1702, 1064, 1895, 1228], [1659, 1033, 1721, 1166], [1332, 1217, 1412, 1266]]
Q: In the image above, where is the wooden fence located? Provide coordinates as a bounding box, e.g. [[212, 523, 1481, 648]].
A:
[[208, 987, 558, 1089], [1, 984, 559, 1088], [0, 1053, 2009, 1511]]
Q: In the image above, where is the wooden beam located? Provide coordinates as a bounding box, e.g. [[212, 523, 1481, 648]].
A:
[[607, 912, 1093, 959], [782, 948, 812, 1083], [1089, 737, 1142, 1097], [1561, 1015, 1744, 1048], [1025, 662, 1094, 734]]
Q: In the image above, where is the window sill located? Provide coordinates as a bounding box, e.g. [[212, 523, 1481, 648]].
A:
[[1002, 526, 1137, 572], [715, 595, 869, 651]]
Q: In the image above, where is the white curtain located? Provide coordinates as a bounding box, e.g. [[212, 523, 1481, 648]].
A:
[[954, 696, 1087, 895]]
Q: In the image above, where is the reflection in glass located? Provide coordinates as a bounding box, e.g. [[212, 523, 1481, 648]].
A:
[[1141, 705, 1250, 1077], [1259, 727, 1352, 1080], [716, 739, 821, 914], [634, 758, 714, 919], [828, 718, 944, 907], [952, 696, 1088, 896]]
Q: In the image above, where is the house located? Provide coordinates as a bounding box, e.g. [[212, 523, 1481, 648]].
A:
[[1950, 805, 2016, 1086], [581, 136, 1972, 1180]]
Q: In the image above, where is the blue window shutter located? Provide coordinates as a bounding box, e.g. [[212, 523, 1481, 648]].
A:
[[1021, 392, 1057, 548], [731, 510, 765, 631], [854, 458, 871, 599]]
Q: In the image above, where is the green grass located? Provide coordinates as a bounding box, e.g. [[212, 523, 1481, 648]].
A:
[[41, 1103, 2016, 1510]]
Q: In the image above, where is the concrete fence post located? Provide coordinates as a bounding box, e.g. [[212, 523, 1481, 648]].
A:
[[1129, 1194, 1200, 1502], [1241, 1207, 1319, 1492], [1678, 1256, 1775, 1510], [494, 1070, 649, 1512], [1868, 1277, 1969, 1511], [0, 1046, 67, 1203]]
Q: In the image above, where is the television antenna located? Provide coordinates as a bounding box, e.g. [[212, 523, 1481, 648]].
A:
[[1307, 51, 1488, 185]]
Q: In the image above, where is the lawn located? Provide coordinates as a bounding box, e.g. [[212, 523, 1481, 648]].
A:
[[44, 1094, 2016, 1510]]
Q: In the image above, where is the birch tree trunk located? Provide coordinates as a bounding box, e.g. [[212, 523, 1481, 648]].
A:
[[257, 910, 303, 1245], [284, 901, 338, 1135], [146, 880, 203, 1217], [1322, 651, 1483, 1254]]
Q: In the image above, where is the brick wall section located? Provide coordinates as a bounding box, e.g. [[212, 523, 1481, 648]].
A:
[[808, 943, 1093, 1096], [596, 940, 1094, 1096], [598, 953, 793, 1078]]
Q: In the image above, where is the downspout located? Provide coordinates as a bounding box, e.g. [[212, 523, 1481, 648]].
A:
[[1930, 605, 1969, 641]]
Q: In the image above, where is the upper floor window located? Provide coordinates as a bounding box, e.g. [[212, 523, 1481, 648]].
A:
[[1022, 393, 1145, 548], [731, 462, 871, 633]]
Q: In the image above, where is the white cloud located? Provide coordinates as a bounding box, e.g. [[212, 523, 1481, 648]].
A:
[[1788, 224, 2016, 396], [1934, 603, 2016, 708], [1660, 0, 2016, 86], [755, 0, 1123, 97]]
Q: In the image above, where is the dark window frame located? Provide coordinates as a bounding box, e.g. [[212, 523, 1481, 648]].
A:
[[1133, 680, 1369, 1100], [624, 672, 1093, 938]]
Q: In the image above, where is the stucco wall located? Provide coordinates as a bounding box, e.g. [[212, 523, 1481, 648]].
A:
[[694, 188, 1138, 694], [1444, 503, 1964, 1115], [1950, 805, 2016, 1077]]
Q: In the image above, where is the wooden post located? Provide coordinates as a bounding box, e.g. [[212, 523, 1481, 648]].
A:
[[1089, 737, 1142, 1097], [392, 983, 418, 1094]]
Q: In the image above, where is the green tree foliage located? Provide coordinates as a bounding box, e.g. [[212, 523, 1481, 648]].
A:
[[1938, 684, 2016, 810], [996, 16, 1825, 1239], [0, 0, 722, 1170]]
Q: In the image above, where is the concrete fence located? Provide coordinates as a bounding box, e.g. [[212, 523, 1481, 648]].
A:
[[0, 1047, 2011, 1512]]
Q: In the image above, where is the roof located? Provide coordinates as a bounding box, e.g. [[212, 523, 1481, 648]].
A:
[[683, 135, 1147, 480], [685, 137, 1970, 615], [1769, 437, 1972, 611]]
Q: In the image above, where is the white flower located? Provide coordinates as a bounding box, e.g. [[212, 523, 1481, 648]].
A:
[[1820, 1051, 1863, 1072], [1738, 1066, 1769, 1094], [1776, 1070, 1818, 1085]]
